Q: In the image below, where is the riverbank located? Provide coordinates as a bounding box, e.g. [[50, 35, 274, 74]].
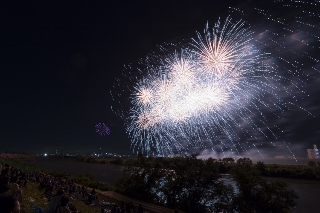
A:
[[4, 155, 320, 212], [0, 158, 178, 213]]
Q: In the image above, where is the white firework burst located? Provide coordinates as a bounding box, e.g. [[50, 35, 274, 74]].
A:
[[125, 17, 271, 156], [112, 9, 315, 158]]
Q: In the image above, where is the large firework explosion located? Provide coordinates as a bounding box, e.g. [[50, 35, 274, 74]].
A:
[[112, 1, 319, 157]]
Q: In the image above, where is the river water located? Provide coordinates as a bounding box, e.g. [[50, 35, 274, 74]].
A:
[[26, 157, 123, 184], [27, 157, 319, 212]]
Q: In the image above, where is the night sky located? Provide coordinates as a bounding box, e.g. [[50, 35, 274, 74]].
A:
[[1, 0, 319, 157]]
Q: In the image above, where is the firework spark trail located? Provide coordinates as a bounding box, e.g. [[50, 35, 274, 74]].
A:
[[112, 1, 320, 157]]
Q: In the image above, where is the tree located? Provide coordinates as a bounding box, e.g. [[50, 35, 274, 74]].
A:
[[218, 163, 228, 173], [116, 156, 298, 213], [111, 158, 124, 165], [137, 152, 147, 166], [230, 165, 298, 213], [116, 154, 226, 213], [308, 161, 316, 167], [85, 156, 97, 163], [206, 157, 216, 163], [115, 166, 161, 203], [211, 183, 235, 213], [222, 157, 235, 164], [255, 161, 267, 175], [237, 158, 252, 165], [160, 154, 223, 212]]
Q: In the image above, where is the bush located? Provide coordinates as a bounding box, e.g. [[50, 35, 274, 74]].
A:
[[86, 157, 97, 163], [308, 161, 316, 167], [230, 165, 298, 213], [256, 161, 267, 175], [99, 160, 108, 164], [111, 158, 124, 165], [237, 158, 252, 165]]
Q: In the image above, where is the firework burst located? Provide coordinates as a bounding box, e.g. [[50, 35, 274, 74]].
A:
[[124, 17, 269, 155], [95, 123, 111, 136], [113, 3, 318, 157]]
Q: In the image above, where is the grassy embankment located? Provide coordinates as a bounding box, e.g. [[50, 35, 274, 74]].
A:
[[22, 182, 105, 213], [0, 157, 119, 213]]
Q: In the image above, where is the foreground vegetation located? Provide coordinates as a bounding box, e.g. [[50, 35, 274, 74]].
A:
[[4, 155, 319, 212], [115, 155, 299, 213]]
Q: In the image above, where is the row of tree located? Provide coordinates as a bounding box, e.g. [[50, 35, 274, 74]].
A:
[[115, 155, 298, 213], [76, 154, 320, 180]]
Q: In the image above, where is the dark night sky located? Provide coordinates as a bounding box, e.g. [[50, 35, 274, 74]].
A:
[[0, 0, 319, 157]]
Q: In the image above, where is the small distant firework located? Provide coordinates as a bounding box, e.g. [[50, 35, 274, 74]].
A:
[[95, 123, 110, 136]]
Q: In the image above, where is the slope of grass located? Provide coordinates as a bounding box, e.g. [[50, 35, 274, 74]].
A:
[[21, 182, 102, 213]]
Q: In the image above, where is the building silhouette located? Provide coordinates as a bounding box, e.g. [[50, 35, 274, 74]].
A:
[[307, 145, 319, 160]]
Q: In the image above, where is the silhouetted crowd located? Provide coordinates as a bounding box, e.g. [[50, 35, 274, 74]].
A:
[[0, 163, 24, 213], [0, 163, 145, 213], [110, 202, 144, 213]]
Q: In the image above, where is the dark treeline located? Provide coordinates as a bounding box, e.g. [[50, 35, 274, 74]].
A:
[[76, 155, 320, 180], [115, 154, 298, 213], [256, 161, 320, 180]]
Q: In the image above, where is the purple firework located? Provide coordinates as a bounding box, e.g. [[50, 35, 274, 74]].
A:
[[95, 123, 110, 136]]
